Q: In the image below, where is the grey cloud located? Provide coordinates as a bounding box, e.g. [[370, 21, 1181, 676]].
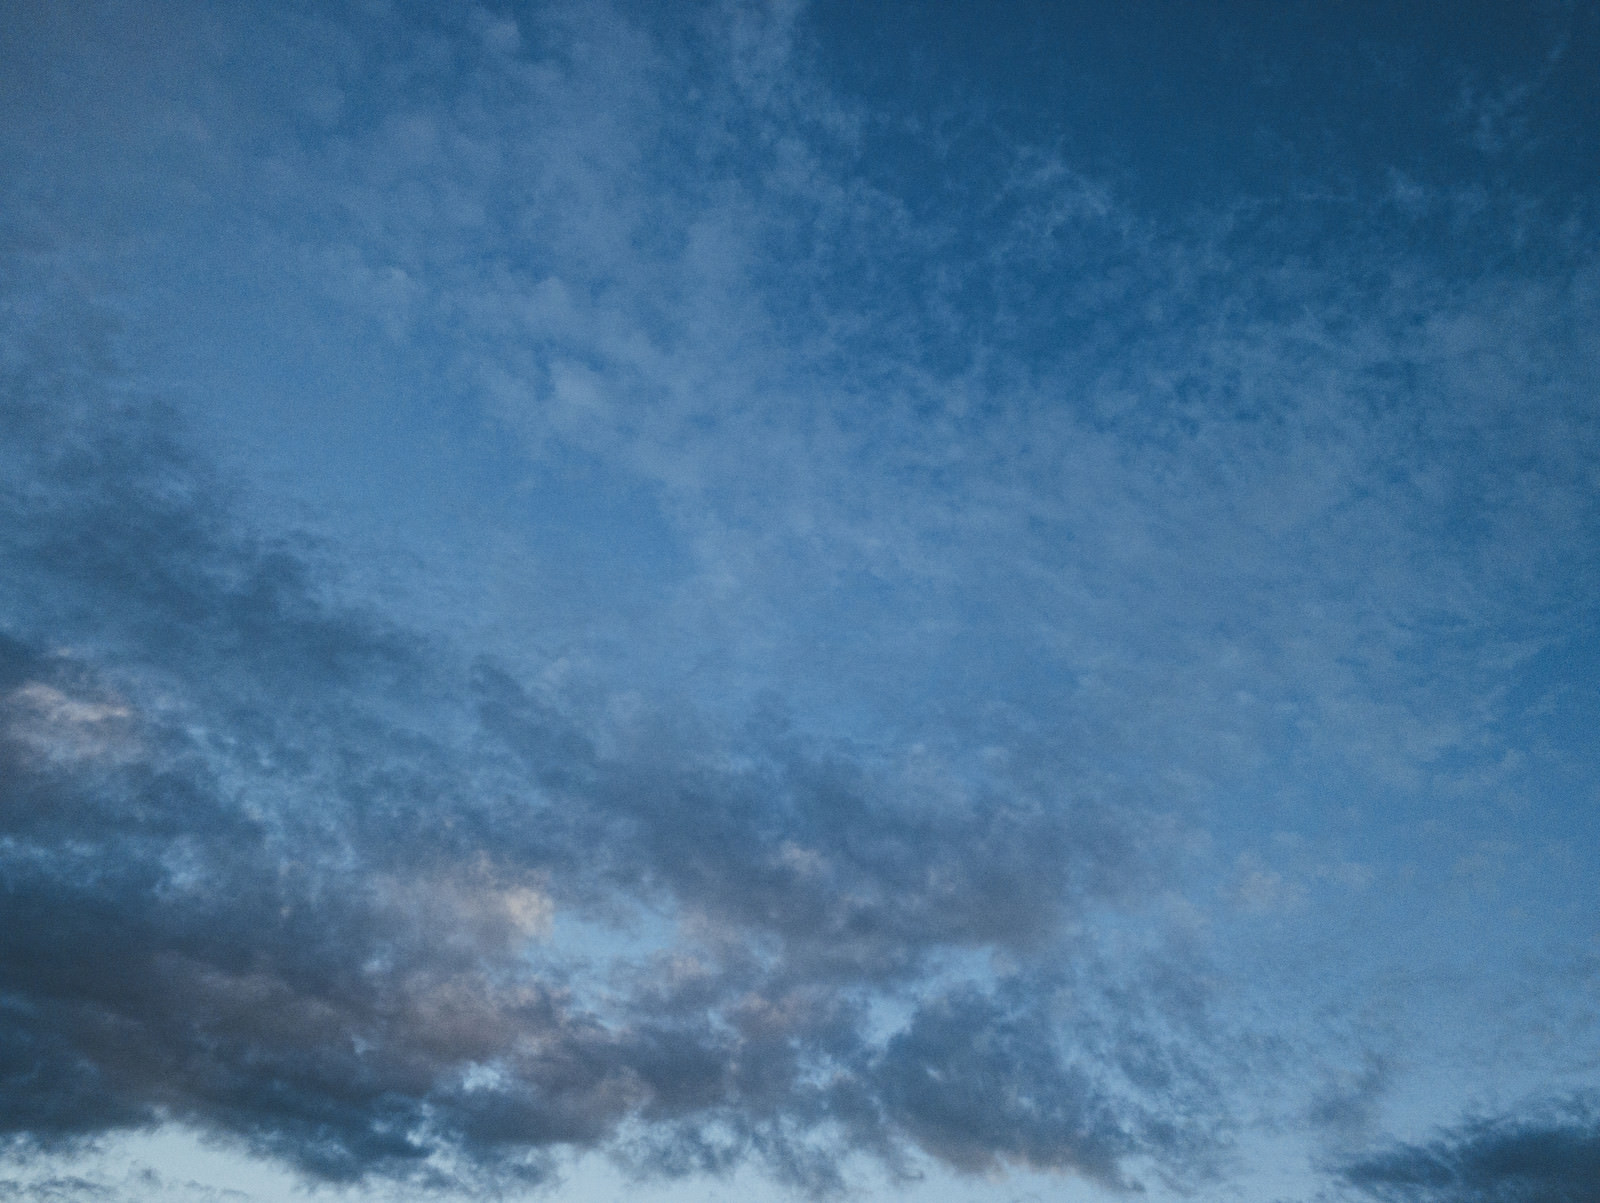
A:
[[0, 355, 425, 709], [0, 314, 1220, 1192], [1340, 1098, 1600, 1203], [1309, 1055, 1390, 1137], [475, 662, 1145, 981], [875, 983, 1136, 1186]]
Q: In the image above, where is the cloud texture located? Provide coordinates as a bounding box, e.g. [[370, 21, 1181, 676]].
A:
[[0, 313, 1212, 1194], [1341, 1098, 1600, 1203], [2, 1, 1598, 1200]]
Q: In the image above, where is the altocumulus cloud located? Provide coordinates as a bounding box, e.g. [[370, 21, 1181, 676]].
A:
[[0, 315, 1216, 1194], [5, 1, 1600, 1200]]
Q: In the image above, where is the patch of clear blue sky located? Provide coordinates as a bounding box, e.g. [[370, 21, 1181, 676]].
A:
[[806, 0, 1600, 205]]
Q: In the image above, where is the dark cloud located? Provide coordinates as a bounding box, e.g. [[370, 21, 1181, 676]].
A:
[[1340, 1097, 1600, 1203], [0, 311, 1218, 1194], [875, 983, 1134, 1185]]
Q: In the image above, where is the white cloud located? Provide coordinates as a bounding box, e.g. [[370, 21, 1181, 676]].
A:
[[5, 681, 136, 764]]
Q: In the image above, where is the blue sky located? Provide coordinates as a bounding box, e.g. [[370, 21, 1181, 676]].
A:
[[2, 2, 1598, 1201]]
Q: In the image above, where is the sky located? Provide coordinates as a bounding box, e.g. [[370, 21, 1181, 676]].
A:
[[2, 2, 1599, 1202]]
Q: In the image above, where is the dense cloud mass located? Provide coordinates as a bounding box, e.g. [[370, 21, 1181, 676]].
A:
[[1340, 1099, 1600, 1203]]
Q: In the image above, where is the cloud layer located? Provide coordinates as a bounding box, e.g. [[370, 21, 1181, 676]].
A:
[[3, 2, 1598, 1200], [0, 311, 1215, 1194]]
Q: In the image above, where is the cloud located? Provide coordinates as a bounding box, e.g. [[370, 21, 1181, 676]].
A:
[[1309, 1055, 1389, 1138], [0, 307, 1219, 1194], [4, 3, 1599, 1199], [0, 1165, 250, 1203], [1339, 1096, 1600, 1203], [0, 1178, 113, 1203], [875, 983, 1140, 1186], [1228, 852, 1309, 918]]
